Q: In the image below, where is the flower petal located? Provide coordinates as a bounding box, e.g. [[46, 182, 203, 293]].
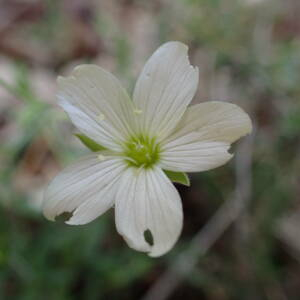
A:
[[160, 141, 233, 172], [160, 101, 252, 172], [133, 41, 198, 141], [115, 167, 183, 257], [58, 65, 136, 152], [43, 153, 125, 223], [66, 176, 120, 225]]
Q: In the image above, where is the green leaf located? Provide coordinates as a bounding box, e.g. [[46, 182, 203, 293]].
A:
[[75, 134, 106, 152], [163, 170, 190, 186]]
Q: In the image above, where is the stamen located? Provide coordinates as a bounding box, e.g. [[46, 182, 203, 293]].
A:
[[123, 135, 160, 168], [124, 156, 137, 165]]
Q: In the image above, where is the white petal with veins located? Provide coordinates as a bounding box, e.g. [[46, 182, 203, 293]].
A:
[[115, 167, 183, 257], [133, 41, 199, 141], [43, 153, 125, 222], [58, 65, 136, 152], [160, 101, 252, 172]]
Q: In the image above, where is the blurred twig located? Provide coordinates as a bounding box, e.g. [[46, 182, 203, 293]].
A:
[[141, 130, 255, 300]]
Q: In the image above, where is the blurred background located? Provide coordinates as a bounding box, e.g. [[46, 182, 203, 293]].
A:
[[1, 0, 300, 299]]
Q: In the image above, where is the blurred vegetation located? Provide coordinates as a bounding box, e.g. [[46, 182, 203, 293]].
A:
[[1, 0, 300, 299]]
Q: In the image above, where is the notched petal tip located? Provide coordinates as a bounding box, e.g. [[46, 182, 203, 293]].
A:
[[56, 75, 76, 89], [73, 64, 97, 77], [42, 210, 56, 222], [73, 64, 90, 73], [147, 244, 176, 258], [65, 216, 84, 226], [162, 40, 188, 51], [57, 64, 104, 84], [147, 222, 183, 258], [71, 64, 113, 81], [118, 229, 151, 253], [118, 228, 177, 258], [162, 41, 197, 69], [42, 197, 75, 223], [42, 209, 62, 222], [45, 204, 94, 226]]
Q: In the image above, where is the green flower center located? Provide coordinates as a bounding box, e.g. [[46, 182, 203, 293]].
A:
[[123, 136, 160, 168]]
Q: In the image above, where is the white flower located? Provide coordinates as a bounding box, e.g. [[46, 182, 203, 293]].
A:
[[43, 41, 252, 257]]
